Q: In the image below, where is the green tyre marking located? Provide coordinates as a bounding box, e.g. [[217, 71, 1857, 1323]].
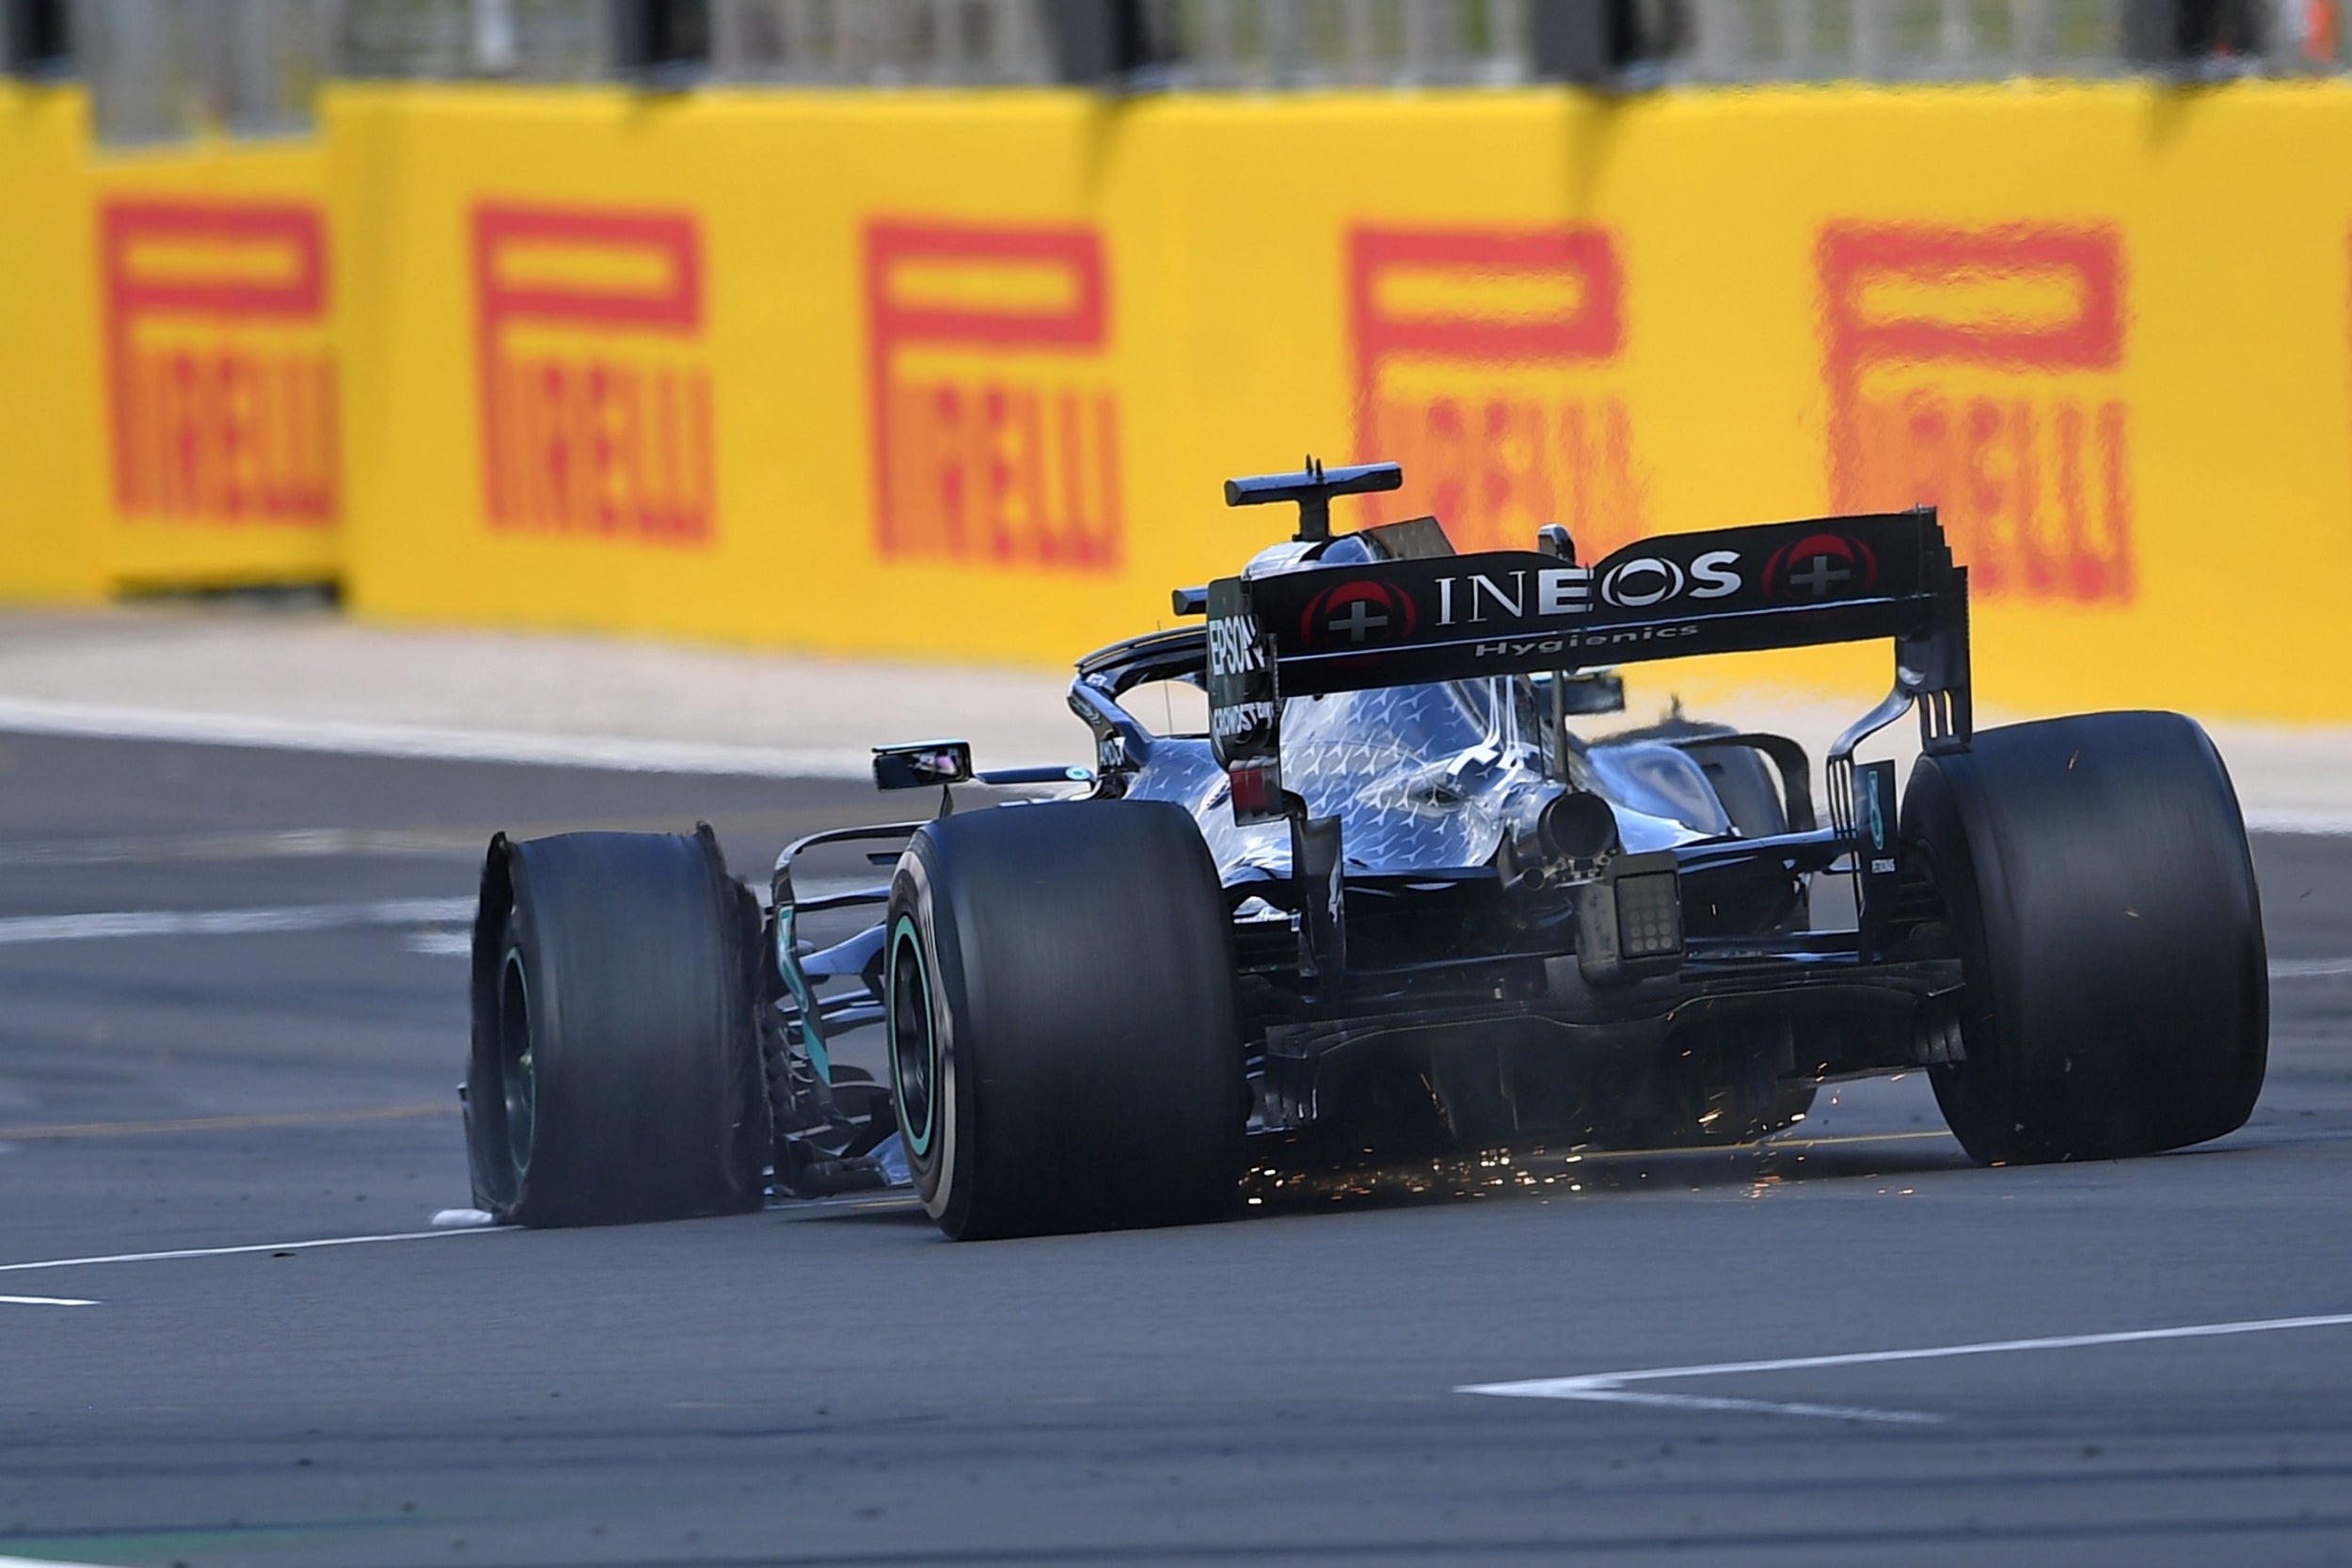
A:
[[888, 914, 938, 1160]]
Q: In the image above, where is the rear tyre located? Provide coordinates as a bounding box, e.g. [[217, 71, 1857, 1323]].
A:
[[886, 800, 1246, 1240], [1904, 712, 2267, 1164], [466, 829, 769, 1227]]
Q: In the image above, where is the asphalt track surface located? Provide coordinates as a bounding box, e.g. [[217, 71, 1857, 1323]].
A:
[[2, 731, 2348, 1567]]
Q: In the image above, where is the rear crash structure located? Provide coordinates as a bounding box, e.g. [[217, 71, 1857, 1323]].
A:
[[462, 461, 2269, 1239]]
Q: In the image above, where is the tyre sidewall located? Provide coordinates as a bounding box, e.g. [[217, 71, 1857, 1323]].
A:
[[882, 801, 1245, 1241], [887, 840, 977, 1233], [1903, 750, 2021, 1162]]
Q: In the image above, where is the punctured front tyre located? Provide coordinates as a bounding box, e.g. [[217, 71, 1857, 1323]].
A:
[[886, 800, 1247, 1241], [465, 828, 770, 1227], [1904, 711, 2267, 1164]]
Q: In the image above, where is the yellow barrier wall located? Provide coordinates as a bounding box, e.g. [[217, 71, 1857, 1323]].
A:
[[8, 83, 2349, 718], [87, 139, 341, 588], [0, 91, 338, 596], [0, 84, 103, 601], [330, 88, 1128, 653], [328, 82, 2352, 722]]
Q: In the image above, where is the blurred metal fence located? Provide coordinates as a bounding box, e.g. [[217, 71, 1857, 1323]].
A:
[[72, 0, 613, 141], [74, 0, 341, 141], [707, 1, 1055, 85], [1681, 0, 2344, 80], [337, 0, 611, 80], [1135, 0, 1534, 87], [1686, 0, 2130, 79], [54, 0, 2352, 146]]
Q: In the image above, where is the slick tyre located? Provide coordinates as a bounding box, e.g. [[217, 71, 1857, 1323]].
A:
[[1904, 711, 2267, 1164], [885, 800, 1246, 1241], [466, 829, 770, 1227]]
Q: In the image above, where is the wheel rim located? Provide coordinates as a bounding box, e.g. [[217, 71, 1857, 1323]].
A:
[[887, 916, 936, 1158], [497, 948, 536, 1179]]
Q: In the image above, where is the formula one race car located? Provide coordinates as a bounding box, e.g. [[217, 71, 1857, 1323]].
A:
[[461, 460, 2268, 1239]]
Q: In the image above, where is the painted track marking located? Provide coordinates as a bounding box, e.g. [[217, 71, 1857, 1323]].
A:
[[0, 1226, 513, 1276], [2271, 958, 2352, 979], [0, 826, 480, 867], [0, 897, 471, 946], [1460, 1311, 2352, 1424], [1764, 1128, 1950, 1150], [0, 1294, 97, 1307], [0, 1105, 449, 1141], [0, 695, 868, 779], [2243, 806, 2352, 837]]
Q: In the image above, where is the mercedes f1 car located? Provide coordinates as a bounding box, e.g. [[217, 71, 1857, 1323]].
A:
[[462, 460, 2268, 1239]]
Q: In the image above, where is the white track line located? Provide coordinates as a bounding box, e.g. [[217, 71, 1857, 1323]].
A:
[[0, 695, 869, 780], [0, 827, 480, 866], [0, 1226, 513, 1275], [0, 1105, 449, 1142], [2243, 806, 2352, 837], [0, 1556, 121, 1568], [1460, 1311, 2352, 1424], [2271, 958, 2352, 979], [0, 1294, 98, 1307], [0, 897, 472, 946]]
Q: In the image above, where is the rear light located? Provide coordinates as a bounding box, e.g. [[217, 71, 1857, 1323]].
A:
[[1229, 764, 1283, 824], [1613, 869, 1683, 959], [1573, 850, 1684, 983]]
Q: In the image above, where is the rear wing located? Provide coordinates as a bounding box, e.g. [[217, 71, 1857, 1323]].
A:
[[1207, 505, 1970, 815]]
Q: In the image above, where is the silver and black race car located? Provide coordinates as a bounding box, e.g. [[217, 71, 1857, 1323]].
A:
[[461, 460, 2269, 1240]]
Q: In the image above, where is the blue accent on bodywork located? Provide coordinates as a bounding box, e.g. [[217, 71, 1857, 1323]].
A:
[[803, 924, 885, 981]]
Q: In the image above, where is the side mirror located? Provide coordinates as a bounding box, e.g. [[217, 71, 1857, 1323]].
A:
[[1533, 671, 1627, 717], [873, 740, 974, 792]]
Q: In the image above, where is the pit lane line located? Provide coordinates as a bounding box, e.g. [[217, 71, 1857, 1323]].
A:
[[1459, 1311, 2352, 1424]]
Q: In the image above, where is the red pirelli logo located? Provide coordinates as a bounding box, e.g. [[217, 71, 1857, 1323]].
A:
[[1821, 222, 2132, 603], [1350, 227, 1644, 557], [866, 221, 1120, 570], [101, 198, 337, 526], [473, 204, 714, 543]]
